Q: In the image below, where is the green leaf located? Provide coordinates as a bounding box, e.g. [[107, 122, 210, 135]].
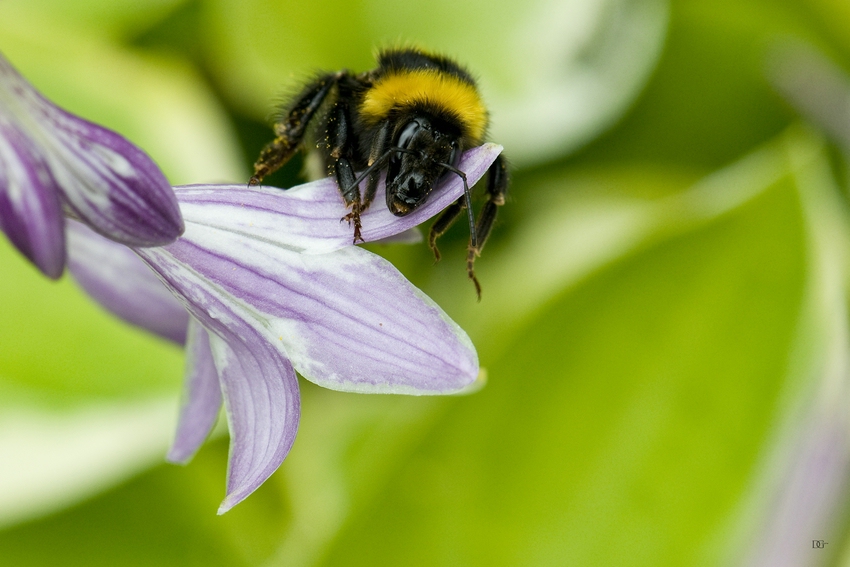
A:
[[0, 438, 291, 567], [0, 241, 183, 400], [572, 0, 845, 172], [0, 0, 190, 41], [303, 135, 809, 566]]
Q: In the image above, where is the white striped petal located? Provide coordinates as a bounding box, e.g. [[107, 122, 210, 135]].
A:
[[138, 240, 478, 396], [209, 327, 299, 514], [167, 320, 222, 465]]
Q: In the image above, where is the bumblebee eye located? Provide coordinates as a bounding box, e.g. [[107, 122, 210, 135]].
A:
[[395, 121, 420, 150], [395, 117, 434, 150]]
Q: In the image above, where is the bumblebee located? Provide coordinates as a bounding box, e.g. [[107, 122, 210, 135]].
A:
[[250, 47, 508, 298]]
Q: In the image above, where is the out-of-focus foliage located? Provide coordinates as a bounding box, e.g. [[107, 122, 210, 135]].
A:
[[2, 0, 850, 566]]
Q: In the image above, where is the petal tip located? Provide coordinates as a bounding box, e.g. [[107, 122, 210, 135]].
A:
[[451, 367, 487, 396], [10, 230, 67, 280], [165, 447, 193, 466], [42, 262, 65, 280], [142, 212, 185, 246], [115, 201, 185, 248], [217, 495, 240, 515]]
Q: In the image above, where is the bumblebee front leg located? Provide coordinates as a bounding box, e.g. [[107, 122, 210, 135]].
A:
[[338, 120, 393, 243], [466, 154, 508, 299], [250, 73, 341, 185], [326, 102, 366, 242], [336, 157, 364, 242]]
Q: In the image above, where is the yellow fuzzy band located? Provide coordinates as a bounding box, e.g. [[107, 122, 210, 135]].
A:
[[360, 69, 488, 143]]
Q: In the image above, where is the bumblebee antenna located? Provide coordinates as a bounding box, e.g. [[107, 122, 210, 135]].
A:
[[435, 162, 476, 250], [342, 150, 392, 196]]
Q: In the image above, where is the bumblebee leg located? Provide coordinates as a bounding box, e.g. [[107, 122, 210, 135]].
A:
[[467, 154, 508, 300], [363, 120, 392, 210], [428, 198, 464, 262], [335, 157, 364, 243], [326, 101, 367, 242], [250, 73, 341, 185]]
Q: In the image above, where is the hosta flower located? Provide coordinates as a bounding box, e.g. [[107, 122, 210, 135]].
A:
[[68, 144, 502, 512], [0, 51, 183, 279]]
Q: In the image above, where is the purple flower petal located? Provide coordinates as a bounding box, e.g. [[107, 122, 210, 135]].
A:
[[138, 241, 478, 395], [0, 53, 184, 248], [142, 255, 301, 511], [0, 120, 65, 278], [155, 279, 301, 512], [167, 320, 222, 464], [172, 143, 502, 254], [43, 110, 185, 246], [208, 328, 299, 514], [66, 220, 189, 344]]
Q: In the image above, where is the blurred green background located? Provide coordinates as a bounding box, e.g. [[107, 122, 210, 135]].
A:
[[2, 0, 850, 565]]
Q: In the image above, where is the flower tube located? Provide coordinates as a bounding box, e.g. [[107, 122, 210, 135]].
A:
[[0, 51, 183, 278]]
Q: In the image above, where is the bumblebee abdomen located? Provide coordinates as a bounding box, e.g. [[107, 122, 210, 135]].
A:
[[358, 68, 488, 145]]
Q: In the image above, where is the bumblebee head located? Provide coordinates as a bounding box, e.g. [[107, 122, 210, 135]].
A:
[[386, 116, 462, 216]]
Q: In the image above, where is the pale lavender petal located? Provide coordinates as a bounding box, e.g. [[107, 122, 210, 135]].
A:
[[0, 120, 65, 278], [137, 236, 478, 394], [138, 249, 301, 511], [209, 329, 299, 514], [739, 410, 850, 567], [136, 267, 300, 512], [66, 219, 189, 344], [173, 143, 502, 254], [167, 320, 222, 464], [0, 53, 183, 247]]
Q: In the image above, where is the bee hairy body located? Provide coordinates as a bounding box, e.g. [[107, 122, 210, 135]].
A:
[[251, 47, 508, 298]]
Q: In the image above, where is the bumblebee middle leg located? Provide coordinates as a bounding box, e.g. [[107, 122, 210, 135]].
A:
[[466, 154, 508, 298], [427, 154, 508, 299], [250, 72, 343, 185]]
